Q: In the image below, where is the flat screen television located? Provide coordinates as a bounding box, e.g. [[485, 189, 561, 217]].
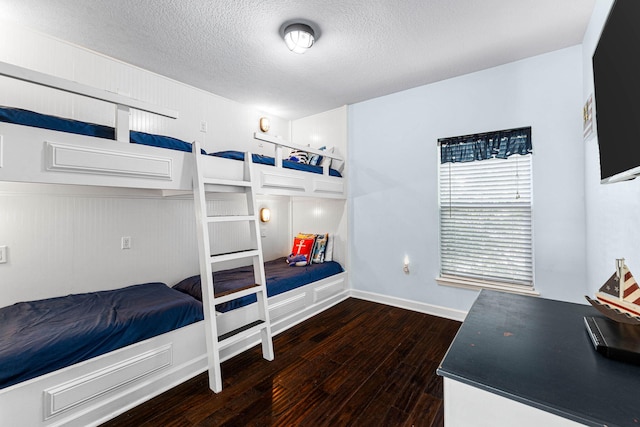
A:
[[593, 0, 640, 183]]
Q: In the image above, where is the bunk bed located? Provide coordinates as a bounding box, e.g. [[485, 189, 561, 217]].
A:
[[0, 61, 345, 198], [0, 61, 348, 426]]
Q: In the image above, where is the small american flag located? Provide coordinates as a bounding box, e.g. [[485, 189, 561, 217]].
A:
[[599, 272, 620, 297], [622, 265, 640, 305]]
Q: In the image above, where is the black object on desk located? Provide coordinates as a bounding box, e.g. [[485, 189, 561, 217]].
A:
[[585, 316, 640, 365]]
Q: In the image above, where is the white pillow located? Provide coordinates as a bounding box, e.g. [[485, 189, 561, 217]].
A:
[[319, 146, 334, 169], [324, 233, 334, 262], [329, 147, 345, 173]]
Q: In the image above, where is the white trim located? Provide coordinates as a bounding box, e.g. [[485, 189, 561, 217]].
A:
[[43, 345, 172, 419], [349, 289, 467, 322], [443, 378, 585, 427], [45, 141, 173, 180], [0, 122, 345, 198], [253, 132, 343, 160], [436, 275, 540, 297], [313, 179, 344, 194], [313, 277, 346, 302], [260, 170, 306, 190], [114, 105, 130, 143], [268, 293, 307, 320], [0, 61, 178, 119]]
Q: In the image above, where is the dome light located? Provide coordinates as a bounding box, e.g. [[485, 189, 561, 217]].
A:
[[283, 23, 315, 54]]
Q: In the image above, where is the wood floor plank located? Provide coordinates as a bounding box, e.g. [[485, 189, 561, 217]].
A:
[[404, 392, 442, 427], [101, 298, 460, 427]]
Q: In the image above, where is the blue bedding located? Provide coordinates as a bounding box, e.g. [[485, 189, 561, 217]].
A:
[[0, 106, 342, 177], [173, 257, 344, 312], [0, 106, 203, 153], [213, 151, 342, 177], [0, 283, 203, 390]]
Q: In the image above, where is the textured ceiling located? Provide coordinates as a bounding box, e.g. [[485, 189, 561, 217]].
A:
[[0, 0, 595, 119]]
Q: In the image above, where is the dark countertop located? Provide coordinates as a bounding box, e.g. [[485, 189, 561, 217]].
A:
[[437, 290, 640, 427]]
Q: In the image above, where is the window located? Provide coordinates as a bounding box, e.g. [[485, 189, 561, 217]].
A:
[[437, 128, 535, 294]]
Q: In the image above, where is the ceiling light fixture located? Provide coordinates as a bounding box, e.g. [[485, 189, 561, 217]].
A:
[[283, 23, 315, 54]]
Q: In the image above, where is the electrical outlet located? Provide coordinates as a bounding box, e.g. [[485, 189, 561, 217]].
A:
[[121, 236, 131, 250], [200, 121, 207, 133], [0, 246, 6, 263]]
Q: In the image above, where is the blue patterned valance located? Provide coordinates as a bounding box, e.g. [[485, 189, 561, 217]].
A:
[[439, 127, 532, 164]]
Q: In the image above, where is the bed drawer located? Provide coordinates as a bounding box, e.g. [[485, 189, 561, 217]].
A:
[[254, 165, 345, 198], [260, 170, 306, 191], [43, 344, 172, 420], [45, 141, 173, 180], [313, 276, 346, 302], [269, 293, 307, 320], [313, 179, 344, 195]]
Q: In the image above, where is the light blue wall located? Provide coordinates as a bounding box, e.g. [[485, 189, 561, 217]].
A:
[[348, 46, 586, 313], [582, 0, 640, 293]]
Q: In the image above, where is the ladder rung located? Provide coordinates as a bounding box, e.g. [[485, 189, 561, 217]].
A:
[[210, 249, 260, 263], [206, 215, 258, 223], [218, 320, 266, 349], [203, 178, 251, 187], [214, 283, 263, 305]]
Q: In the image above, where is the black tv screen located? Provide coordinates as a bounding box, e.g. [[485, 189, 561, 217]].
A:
[[593, 0, 640, 183]]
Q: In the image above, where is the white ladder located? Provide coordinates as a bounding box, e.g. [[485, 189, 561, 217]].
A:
[[191, 140, 274, 393]]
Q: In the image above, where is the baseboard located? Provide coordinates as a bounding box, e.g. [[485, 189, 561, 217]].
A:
[[349, 289, 467, 322]]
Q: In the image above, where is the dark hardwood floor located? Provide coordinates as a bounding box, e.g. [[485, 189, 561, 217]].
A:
[[102, 298, 461, 427]]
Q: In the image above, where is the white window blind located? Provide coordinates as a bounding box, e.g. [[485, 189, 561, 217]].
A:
[[439, 154, 533, 288]]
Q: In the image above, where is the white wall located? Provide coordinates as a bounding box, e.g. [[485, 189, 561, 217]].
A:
[[291, 106, 349, 268], [0, 23, 353, 308], [348, 46, 586, 313], [0, 23, 299, 307], [0, 183, 291, 307], [0, 21, 289, 154], [291, 106, 348, 176]]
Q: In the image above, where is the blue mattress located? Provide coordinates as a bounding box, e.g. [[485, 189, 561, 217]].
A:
[[0, 106, 342, 176], [0, 282, 203, 390], [0, 106, 202, 153], [173, 257, 344, 312], [213, 151, 342, 177]]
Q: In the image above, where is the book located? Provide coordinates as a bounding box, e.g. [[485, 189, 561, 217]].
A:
[[584, 316, 640, 365]]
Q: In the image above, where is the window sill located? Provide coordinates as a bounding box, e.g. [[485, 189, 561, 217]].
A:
[[436, 275, 539, 297]]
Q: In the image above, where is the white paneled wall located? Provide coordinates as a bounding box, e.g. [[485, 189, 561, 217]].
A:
[[290, 106, 349, 268], [0, 22, 300, 307], [256, 195, 292, 262], [0, 183, 291, 307], [291, 106, 348, 176], [0, 21, 290, 154], [291, 198, 348, 267], [0, 22, 349, 308]]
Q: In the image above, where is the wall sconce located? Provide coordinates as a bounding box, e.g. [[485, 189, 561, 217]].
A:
[[283, 23, 315, 54], [403, 255, 410, 274], [260, 207, 271, 222], [259, 117, 270, 133]]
